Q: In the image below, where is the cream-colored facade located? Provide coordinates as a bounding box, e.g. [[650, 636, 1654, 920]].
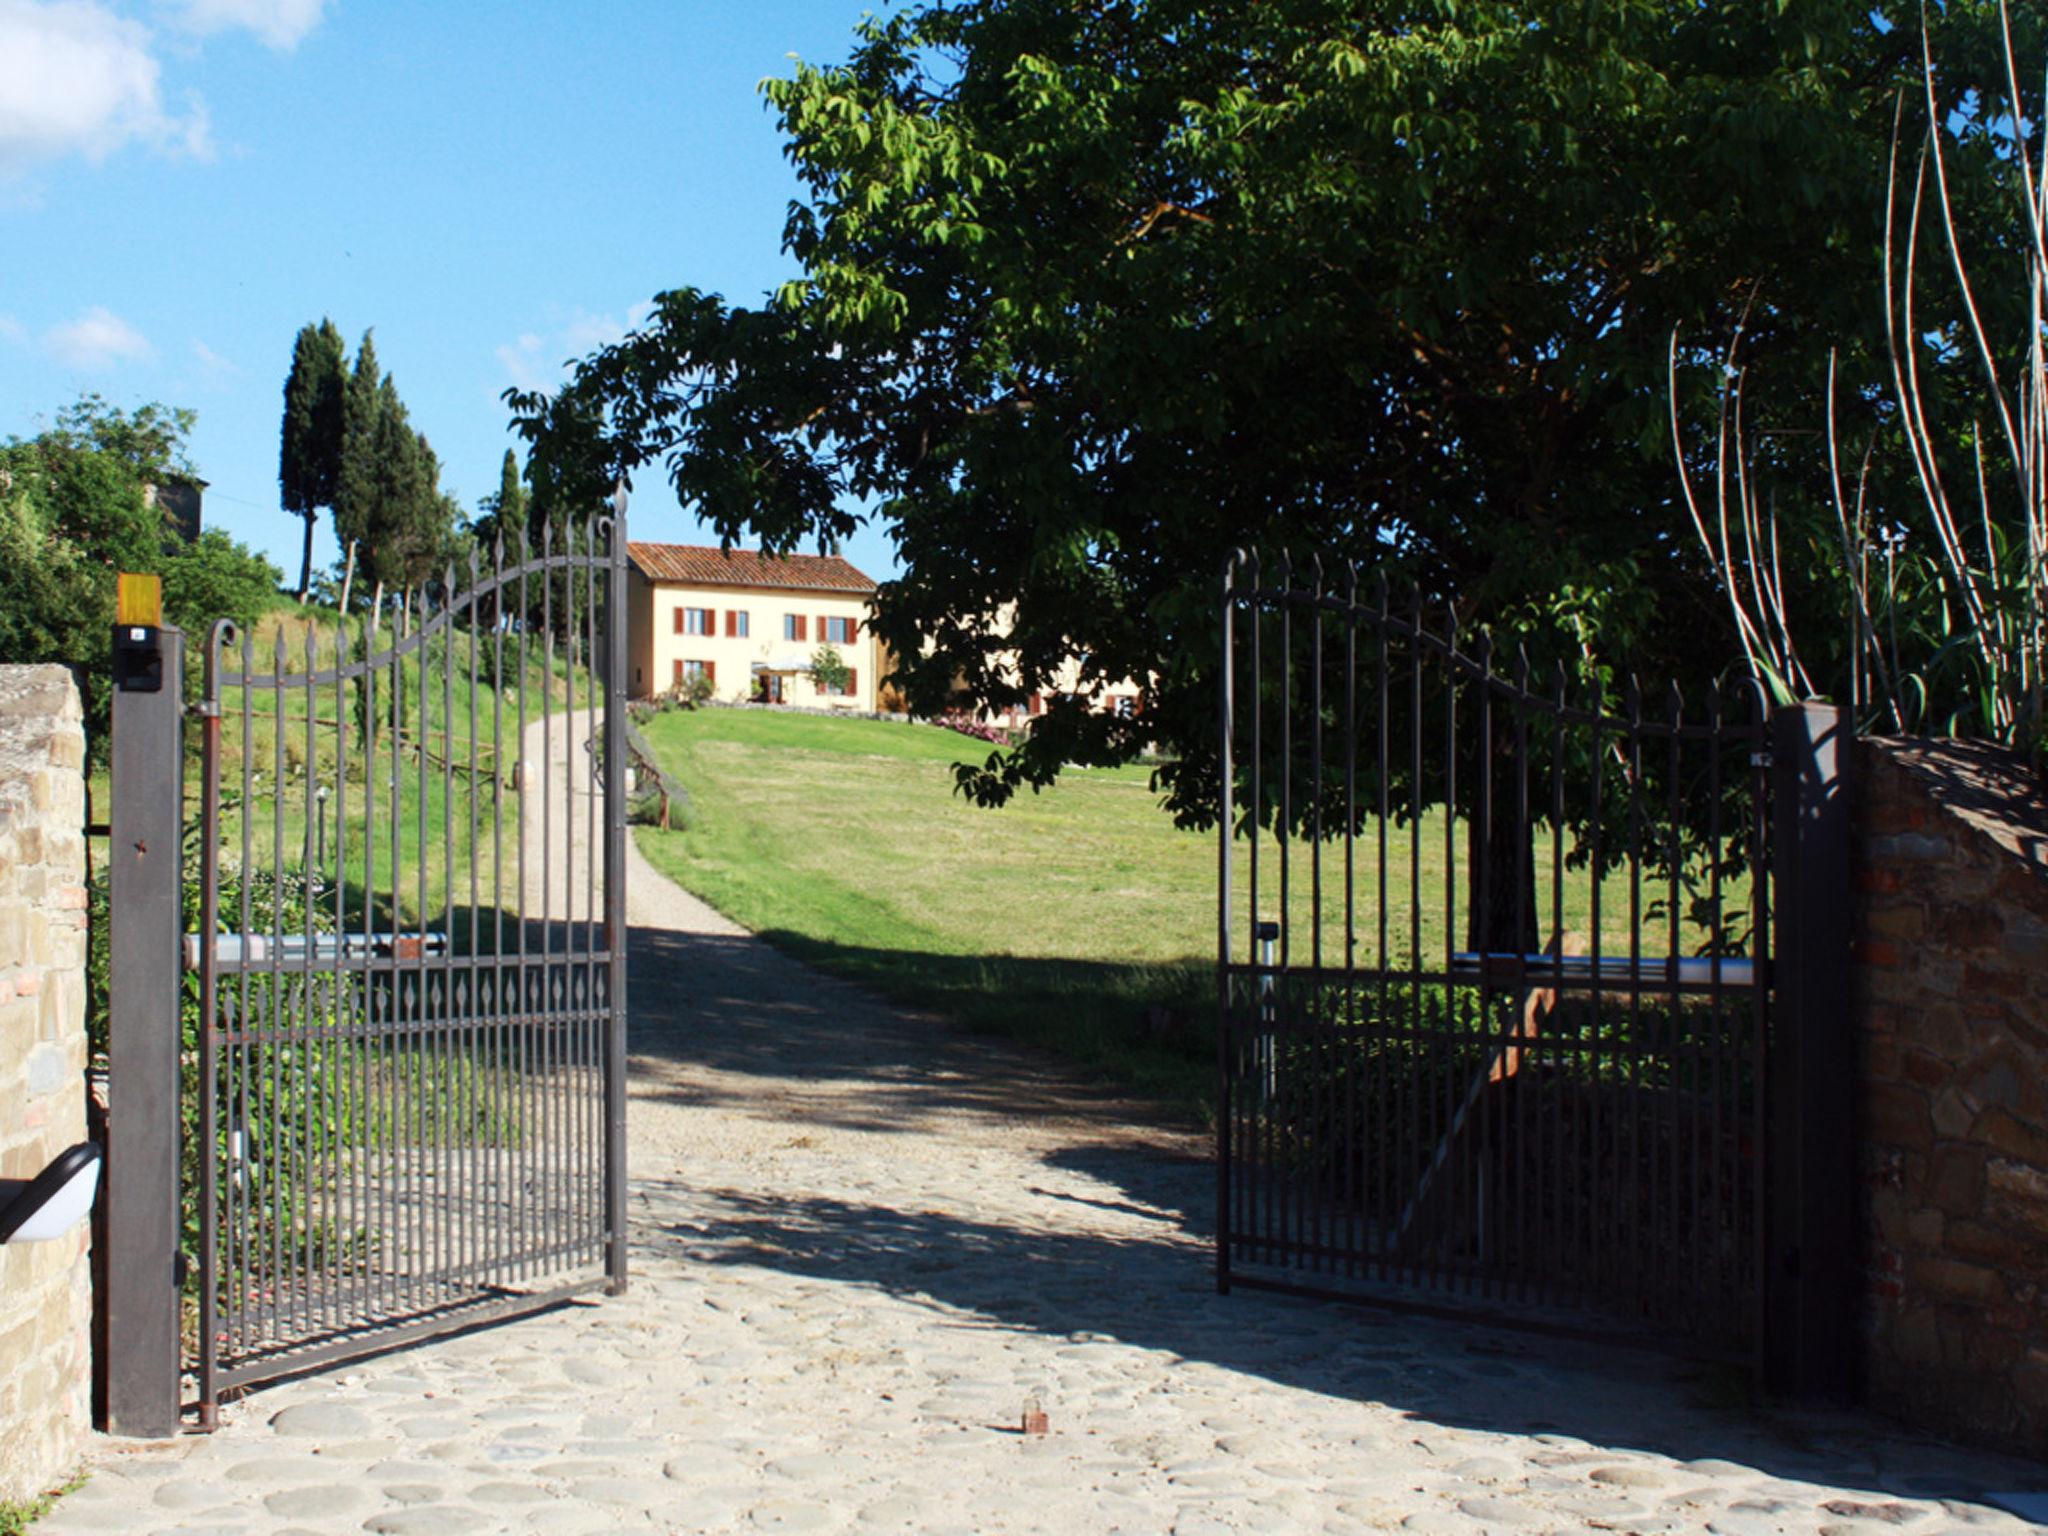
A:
[[626, 544, 881, 711]]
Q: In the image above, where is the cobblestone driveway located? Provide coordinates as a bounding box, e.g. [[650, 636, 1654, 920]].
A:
[[39, 723, 2048, 1536]]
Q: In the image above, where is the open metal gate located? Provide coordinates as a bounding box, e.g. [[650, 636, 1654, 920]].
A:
[[1216, 551, 1773, 1363], [188, 515, 628, 1421]]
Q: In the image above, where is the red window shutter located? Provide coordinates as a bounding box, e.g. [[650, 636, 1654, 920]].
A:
[[672, 608, 683, 635], [673, 659, 683, 685], [847, 618, 859, 643], [847, 668, 857, 697], [706, 660, 716, 686], [725, 610, 736, 637], [1030, 693, 1042, 715], [797, 615, 807, 642]]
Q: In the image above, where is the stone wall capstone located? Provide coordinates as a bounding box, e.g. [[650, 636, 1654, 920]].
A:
[[1853, 736, 2048, 1458], [0, 665, 91, 1505]]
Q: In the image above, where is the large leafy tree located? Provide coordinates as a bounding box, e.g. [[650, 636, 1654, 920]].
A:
[[279, 317, 347, 601], [516, 0, 2031, 834], [1, 397, 281, 748]]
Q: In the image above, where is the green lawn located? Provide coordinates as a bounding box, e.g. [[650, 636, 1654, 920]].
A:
[[633, 709, 1730, 1121]]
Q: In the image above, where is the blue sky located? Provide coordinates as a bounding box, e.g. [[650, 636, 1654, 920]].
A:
[[0, 0, 900, 586]]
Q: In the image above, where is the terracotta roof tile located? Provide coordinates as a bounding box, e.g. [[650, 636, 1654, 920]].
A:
[[628, 542, 876, 595]]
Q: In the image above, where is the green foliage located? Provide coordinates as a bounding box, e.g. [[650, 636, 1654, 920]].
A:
[[517, 0, 2035, 828], [0, 396, 282, 749], [163, 530, 286, 634], [808, 642, 850, 696], [0, 1468, 87, 1536], [280, 318, 348, 599]]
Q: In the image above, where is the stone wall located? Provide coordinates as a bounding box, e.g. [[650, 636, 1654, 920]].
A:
[[0, 667, 91, 1505], [1854, 736, 2048, 1458]]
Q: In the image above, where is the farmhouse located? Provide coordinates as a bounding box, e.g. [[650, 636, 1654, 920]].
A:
[[626, 542, 881, 709]]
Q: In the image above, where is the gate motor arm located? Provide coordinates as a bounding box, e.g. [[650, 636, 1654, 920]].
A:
[[0, 1141, 101, 1244]]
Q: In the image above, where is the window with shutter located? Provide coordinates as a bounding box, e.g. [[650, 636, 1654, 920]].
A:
[[847, 618, 859, 642], [672, 608, 684, 635]]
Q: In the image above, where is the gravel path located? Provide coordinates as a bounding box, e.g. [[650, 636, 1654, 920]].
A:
[[38, 717, 2048, 1535]]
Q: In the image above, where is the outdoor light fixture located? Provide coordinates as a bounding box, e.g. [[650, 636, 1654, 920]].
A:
[[0, 1142, 102, 1245]]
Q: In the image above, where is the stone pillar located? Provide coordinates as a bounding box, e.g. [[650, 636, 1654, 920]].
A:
[[0, 666, 91, 1505]]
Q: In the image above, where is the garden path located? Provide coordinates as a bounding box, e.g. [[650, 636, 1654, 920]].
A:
[[34, 715, 2048, 1536]]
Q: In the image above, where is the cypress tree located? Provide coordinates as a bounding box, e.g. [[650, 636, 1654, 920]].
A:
[[279, 318, 346, 601], [491, 449, 527, 550], [333, 330, 382, 579]]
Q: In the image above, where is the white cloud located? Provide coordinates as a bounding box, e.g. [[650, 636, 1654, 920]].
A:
[[173, 0, 323, 50], [190, 336, 234, 375], [496, 332, 547, 394], [0, 0, 210, 173], [498, 305, 654, 394], [44, 305, 152, 369]]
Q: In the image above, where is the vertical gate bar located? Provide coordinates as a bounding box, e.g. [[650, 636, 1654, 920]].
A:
[[584, 527, 599, 1264], [1244, 555, 1259, 1267], [491, 541, 508, 1293], [514, 533, 531, 1283], [192, 632, 220, 1428], [585, 524, 599, 1267], [1276, 554, 1292, 1265], [270, 630, 289, 1343], [1405, 588, 1422, 1293], [1625, 678, 1643, 1322], [1550, 664, 1570, 1308], [1309, 559, 1324, 1272], [1373, 575, 1390, 1281], [236, 631, 257, 1361], [1667, 688, 1686, 1325], [1475, 635, 1493, 1300], [441, 572, 457, 1298], [1512, 649, 1530, 1302], [604, 507, 630, 1290], [304, 628, 322, 1335], [466, 552, 482, 1294], [387, 604, 404, 1318], [1707, 686, 1727, 1327], [1439, 607, 1456, 1293], [361, 607, 380, 1327], [538, 523, 554, 1281], [1341, 561, 1358, 1278], [1586, 677, 1606, 1312], [1216, 554, 1235, 1294], [415, 596, 432, 1306], [332, 617, 353, 1331], [1749, 693, 1771, 1378]]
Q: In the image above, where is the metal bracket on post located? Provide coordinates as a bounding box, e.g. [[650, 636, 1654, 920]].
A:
[[104, 618, 185, 1436], [1767, 701, 1857, 1401]]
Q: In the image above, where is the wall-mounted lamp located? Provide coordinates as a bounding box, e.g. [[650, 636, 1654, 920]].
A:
[[0, 1142, 102, 1245]]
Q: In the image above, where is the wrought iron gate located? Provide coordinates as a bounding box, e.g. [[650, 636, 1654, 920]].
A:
[[189, 517, 628, 1419], [1217, 552, 1772, 1362]]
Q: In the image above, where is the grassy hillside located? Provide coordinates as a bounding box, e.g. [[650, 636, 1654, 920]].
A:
[[633, 708, 1222, 1114]]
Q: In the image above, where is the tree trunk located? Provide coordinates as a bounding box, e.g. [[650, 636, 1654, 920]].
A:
[[337, 540, 357, 618], [297, 512, 316, 604], [1465, 741, 1541, 955]]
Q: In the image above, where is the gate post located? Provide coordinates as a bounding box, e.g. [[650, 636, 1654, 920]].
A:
[[103, 615, 184, 1437], [1767, 702, 1857, 1400]]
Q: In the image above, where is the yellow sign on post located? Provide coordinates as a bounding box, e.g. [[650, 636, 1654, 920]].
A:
[[116, 572, 163, 628]]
